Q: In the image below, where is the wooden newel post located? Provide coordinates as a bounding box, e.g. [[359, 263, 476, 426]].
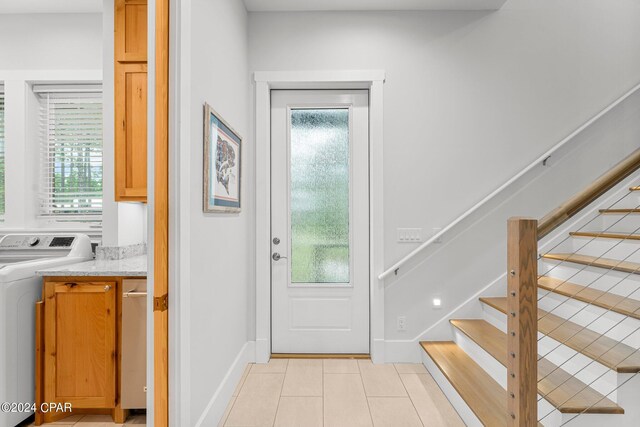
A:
[[507, 217, 538, 426]]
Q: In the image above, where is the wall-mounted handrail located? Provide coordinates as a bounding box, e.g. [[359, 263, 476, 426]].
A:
[[378, 81, 640, 281]]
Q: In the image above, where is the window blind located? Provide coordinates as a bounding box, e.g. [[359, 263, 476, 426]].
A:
[[0, 87, 5, 219], [36, 85, 103, 223]]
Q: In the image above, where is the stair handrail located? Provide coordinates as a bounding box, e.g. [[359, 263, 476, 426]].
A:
[[378, 81, 640, 281], [538, 147, 640, 239]]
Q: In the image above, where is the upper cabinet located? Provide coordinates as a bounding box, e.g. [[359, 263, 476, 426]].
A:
[[115, 0, 148, 62], [114, 0, 148, 202]]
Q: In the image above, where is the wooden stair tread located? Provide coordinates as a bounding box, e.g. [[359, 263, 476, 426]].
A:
[[539, 276, 640, 320], [599, 208, 640, 214], [542, 253, 640, 275], [480, 297, 640, 372], [450, 319, 623, 414], [420, 341, 509, 426], [570, 231, 640, 241]]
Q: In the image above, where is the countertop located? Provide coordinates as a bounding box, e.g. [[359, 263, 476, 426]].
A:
[[36, 255, 147, 277]]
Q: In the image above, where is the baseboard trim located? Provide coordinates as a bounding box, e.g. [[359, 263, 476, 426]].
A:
[[194, 341, 255, 427], [384, 339, 421, 363], [255, 338, 270, 363], [271, 353, 370, 359]]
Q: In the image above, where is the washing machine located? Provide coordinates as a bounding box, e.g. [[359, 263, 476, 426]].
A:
[[0, 234, 93, 427]]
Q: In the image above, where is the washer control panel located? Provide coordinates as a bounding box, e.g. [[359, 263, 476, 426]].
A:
[[0, 235, 76, 250]]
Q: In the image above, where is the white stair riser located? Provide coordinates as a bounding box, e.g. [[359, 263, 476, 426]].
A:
[[568, 237, 640, 262], [421, 352, 483, 427], [540, 261, 640, 300], [538, 335, 618, 401], [538, 291, 640, 347], [599, 210, 640, 233], [452, 327, 560, 425], [562, 374, 640, 427], [482, 303, 620, 400]]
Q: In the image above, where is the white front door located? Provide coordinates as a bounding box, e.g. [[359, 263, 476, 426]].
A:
[[271, 90, 370, 354]]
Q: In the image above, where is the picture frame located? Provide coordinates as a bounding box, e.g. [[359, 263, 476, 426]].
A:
[[203, 103, 242, 213]]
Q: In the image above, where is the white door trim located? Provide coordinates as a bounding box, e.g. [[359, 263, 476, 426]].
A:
[[254, 70, 386, 363]]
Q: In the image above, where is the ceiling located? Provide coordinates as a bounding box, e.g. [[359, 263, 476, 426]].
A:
[[0, 0, 102, 14], [0, 0, 506, 14], [243, 0, 507, 12]]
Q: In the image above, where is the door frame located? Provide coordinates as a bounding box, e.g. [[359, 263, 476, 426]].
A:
[[254, 70, 386, 363]]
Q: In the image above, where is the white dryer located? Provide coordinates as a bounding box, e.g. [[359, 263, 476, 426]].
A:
[[0, 234, 93, 427]]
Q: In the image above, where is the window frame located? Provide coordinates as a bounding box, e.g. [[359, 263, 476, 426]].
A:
[[35, 84, 104, 225], [0, 85, 5, 221]]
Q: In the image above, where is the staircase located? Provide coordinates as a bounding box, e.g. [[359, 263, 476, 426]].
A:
[[420, 184, 640, 426]]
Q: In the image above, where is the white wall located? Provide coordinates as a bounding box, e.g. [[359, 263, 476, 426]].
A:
[[248, 0, 640, 343], [174, 0, 253, 424], [0, 13, 102, 70], [0, 13, 104, 236]]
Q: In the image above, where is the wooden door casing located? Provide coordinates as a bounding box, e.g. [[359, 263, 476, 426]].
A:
[[154, 0, 170, 424]]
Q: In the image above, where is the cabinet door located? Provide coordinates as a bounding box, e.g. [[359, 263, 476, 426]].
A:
[[115, 0, 148, 63], [115, 62, 148, 202], [44, 282, 117, 408]]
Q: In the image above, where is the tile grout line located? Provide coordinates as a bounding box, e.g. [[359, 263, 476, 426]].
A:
[[223, 363, 251, 427], [418, 366, 464, 424], [271, 358, 289, 427], [322, 360, 325, 427], [221, 395, 238, 426], [395, 366, 426, 427], [357, 360, 376, 426]]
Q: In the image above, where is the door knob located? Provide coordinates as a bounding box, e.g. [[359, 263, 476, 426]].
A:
[[272, 252, 288, 261]]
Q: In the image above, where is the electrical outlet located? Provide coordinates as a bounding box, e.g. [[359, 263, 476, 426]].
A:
[[397, 316, 407, 331], [397, 228, 423, 243]]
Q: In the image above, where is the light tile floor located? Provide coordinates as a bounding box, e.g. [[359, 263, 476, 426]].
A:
[[19, 413, 146, 427], [220, 359, 464, 427]]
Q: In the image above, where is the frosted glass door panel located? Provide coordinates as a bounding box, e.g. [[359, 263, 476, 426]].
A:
[[290, 109, 350, 284]]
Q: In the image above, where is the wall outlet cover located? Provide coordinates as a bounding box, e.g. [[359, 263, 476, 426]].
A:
[[397, 316, 407, 331], [397, 228, 423, 243]]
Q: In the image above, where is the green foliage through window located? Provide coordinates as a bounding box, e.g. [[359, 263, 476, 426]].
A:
[[38, 89, 103, 223], [290, 109, 351, 283]]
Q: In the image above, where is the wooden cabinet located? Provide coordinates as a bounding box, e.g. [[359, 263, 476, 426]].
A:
[[115, 0, 148, 62], [115, 63, 148, 201], [36, 278, 126, 425], [115, 0, 148, 202], [44, 281, 116, 407]]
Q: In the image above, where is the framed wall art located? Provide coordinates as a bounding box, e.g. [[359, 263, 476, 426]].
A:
[[203, 103, 242, 213]]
